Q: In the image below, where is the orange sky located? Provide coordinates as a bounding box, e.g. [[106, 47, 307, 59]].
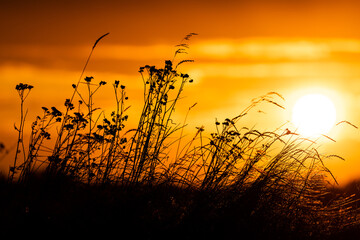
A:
[[1, 0, 360, 184]]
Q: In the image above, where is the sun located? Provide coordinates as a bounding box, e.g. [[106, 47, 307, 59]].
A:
[[292, 94, 337, 137]]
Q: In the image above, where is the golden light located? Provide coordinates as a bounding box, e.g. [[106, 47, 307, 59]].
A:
[[292, 94, 337, 137]]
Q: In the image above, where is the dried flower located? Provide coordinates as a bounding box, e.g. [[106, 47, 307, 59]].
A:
[[84, 76, 93, 83], [15, 83, 34, 91], [51, 107, 62, 117]]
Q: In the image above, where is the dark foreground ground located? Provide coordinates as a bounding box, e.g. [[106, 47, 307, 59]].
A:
[[1, 173, 360, 239]]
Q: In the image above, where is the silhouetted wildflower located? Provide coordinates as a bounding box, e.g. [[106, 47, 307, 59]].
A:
[[41, 131, 51, 139], [65, 99, 74, 110], [196, 126, 205, 132], [149, 66, 156, 75], [103, 118, 111, 125], [84, 76, 93, 83], [51, 107, 62, 117], [64, 124, 74, 130], [15, 83, 34, 91], [181, 73, 189, 78], [165, 60, 173, 71]]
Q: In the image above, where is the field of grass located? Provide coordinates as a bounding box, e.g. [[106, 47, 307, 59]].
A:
[[1, 33, 360, 239]]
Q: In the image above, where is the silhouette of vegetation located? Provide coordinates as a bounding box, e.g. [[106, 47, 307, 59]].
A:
[[1, 33, 360, 238]]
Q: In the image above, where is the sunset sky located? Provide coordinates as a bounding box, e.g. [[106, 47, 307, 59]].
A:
[[1, 0, 360, 184]]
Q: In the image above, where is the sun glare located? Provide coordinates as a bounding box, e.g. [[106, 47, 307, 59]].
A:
[[292, 94, 337, 137]]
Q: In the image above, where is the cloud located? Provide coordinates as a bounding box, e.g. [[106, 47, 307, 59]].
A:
[[191, 38, 360, 61], [4, 38, 360, 72]]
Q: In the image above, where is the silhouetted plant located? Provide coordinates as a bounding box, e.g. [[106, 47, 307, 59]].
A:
[[9, 83, 33, 182], [6, 32, 360, 238]]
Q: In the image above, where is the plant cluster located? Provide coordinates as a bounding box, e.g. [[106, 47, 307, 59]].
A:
[[4, 33, 360, 238]]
